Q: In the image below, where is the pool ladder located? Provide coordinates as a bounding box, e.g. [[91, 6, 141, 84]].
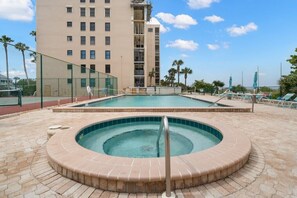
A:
[[156, 116, 175, 198]]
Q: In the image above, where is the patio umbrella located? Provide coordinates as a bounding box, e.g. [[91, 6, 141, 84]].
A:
[[228, 76, 232, 90], [253, 71, 258, 91]]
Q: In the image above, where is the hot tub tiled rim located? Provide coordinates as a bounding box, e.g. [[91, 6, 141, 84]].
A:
[[46, 115, 252, 193]]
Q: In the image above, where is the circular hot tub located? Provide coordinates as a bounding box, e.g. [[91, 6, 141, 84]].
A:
[[46, 116, 251, 193], [76, 117, 222, 158]]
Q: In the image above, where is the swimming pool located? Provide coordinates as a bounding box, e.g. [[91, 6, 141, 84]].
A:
[[77, 95, 219, 107], [76, 116, 222, 158], [53, 94, 252, 112]]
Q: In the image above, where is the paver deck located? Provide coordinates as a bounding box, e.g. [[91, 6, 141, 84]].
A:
[[0, 95, 297, 197]]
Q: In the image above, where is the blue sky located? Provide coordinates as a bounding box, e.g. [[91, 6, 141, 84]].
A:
[[0, 0, 297, 87]]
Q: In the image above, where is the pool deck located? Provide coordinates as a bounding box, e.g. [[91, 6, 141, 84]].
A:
[[0, 95, 297, 197]]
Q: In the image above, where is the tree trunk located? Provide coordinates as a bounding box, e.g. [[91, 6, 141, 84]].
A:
[[5, 46, 10, 89], [22, 51, 29, 85], [177, 66, 180, 85]]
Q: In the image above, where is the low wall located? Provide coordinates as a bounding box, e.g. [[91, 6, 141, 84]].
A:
[[125, 87, 182, 95]]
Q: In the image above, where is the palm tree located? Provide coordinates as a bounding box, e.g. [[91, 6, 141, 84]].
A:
[[212, 80, 225, 94], [181, 67, 193, 87], [15, 42, 30, 85], [148, 68, 155, 86], [30, 52, 36, 63], [0, 35, 14, 89], [163, 75, 171, 86], [13, 77, 20, 89], [30, 30, 36, 41], [168, 68, 177, 87], [172, 59, 184, 85]]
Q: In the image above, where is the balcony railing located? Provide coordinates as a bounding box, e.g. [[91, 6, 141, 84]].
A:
[[134, 70, 144, 75]]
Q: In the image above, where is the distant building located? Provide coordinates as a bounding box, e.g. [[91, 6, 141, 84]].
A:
[[36, 0, 160, 91], [0, 74, 13, 89]]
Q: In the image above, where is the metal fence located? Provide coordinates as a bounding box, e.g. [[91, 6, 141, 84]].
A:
[[0, 42, 118, 111]]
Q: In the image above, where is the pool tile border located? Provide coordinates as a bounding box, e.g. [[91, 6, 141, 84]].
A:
[[76, 116, 223, 143], [53, 107, 251, 113], [46, 115, 252, 193]]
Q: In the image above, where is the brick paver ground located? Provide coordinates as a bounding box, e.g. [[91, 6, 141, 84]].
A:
[[0, 95, 296, 197]]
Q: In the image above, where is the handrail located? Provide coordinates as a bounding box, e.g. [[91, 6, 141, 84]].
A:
[[156, 116, 173, 197], [209, 89, 230, 107]]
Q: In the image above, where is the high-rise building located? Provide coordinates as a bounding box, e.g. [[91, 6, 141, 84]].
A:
[[36, 0, 160, 90]]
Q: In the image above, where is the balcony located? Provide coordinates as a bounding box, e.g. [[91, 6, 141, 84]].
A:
[[131, 0, 152, 21], [134, 70, 144, 75]]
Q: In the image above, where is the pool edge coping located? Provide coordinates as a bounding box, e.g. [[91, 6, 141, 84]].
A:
[[46, 115, 252, 193], [51, 95, 252, 113]]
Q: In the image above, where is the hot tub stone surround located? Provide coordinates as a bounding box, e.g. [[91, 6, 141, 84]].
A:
[[46, 116, 251, 193]]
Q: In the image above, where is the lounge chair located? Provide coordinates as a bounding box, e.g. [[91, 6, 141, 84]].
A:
[[281, 96, 297, 109], [289, 97, 297, 109], [260, 93, 295, 106], [277, 93, 295, 106]]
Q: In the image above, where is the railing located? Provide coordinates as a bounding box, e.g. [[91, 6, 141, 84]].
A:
[[208, 89, 230, 107], [156, 116, 174, 197]]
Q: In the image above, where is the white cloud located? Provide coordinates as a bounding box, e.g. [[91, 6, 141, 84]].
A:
[[204, 15, 224, 23], [166, 39, 199, 51], [181, 54, 189, 58], [207, 44, 220, 50], [1, 58, 36, 79], [1, 70, 25, 78], [227, 22, 258, 37], [0, 0, 34, 22], [156, 12, 197, 29], [148, 17, 170, 33], [188, 0, 220, 9]]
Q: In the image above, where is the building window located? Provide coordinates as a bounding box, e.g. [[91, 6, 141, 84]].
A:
[[67, 21, 72, 27], [81, 22, 86, 31], [66, 7, 72, 13], [80, 50, 86, 59], [148, 28, 153, 32], [81, 78, 86, 87], [67, 50, 73, 56], [67, 64, 72, 70], [80, 0, 85, 2], [90, 22, 95, 31], [81, 64, 86, 73], [67, 36, 72, 42], [80, 7, 86, 17], [90, 36, 95, 45], [105, 64, 110, 73], [90, 78, 96, 87], [105, 8, 110, 17], [105, 51, 111, 59], [90, 50, 95, 59], [90, 8, 95, 17], [105, 23, 110, 31], [81, 36, 86, 45], [67, 79, 72, 84], [90, 64, 96, 73], [155, 27, 160, 34], [105, 36, 110, 45], [90, 0, 95, 3], [105, 0, 110, 3]]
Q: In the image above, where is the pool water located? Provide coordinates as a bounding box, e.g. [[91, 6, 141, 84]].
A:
[[80, 95, 215, 107], [76, 117, 222, 158], [103, 129, 194, 157]]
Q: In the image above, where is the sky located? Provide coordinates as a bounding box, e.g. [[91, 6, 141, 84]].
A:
[[0, 0, 297, 87]]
